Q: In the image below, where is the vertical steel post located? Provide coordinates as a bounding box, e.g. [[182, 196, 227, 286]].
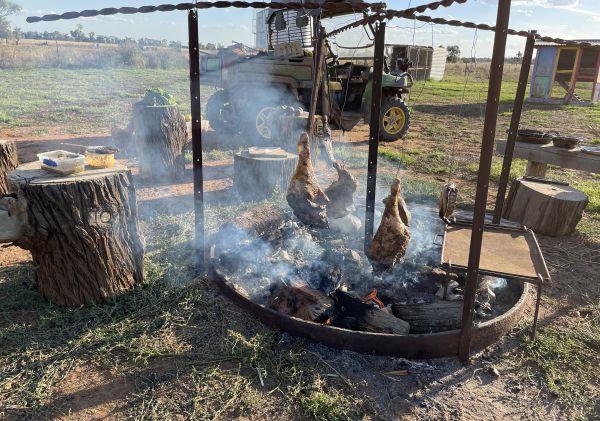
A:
[[458, 0, 511, 364], [188, 9, 205, 271], [492, 30, 536, 224], [307, 26, 326, 137], [364, 21, 386, 251]]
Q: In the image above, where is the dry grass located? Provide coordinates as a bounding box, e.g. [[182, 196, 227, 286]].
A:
[[0, 39, 187, 69]]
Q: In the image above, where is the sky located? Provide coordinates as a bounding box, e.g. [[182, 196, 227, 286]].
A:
[[7, 0, 600, 57]]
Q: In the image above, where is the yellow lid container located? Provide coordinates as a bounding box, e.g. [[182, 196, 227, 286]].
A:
[[85, 149, 115, 169]]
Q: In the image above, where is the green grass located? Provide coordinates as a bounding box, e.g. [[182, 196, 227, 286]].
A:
[[0, 68, 216, 135], [0, 208, 373, 419], [511, 304, 600, 420], [378, 147, 418, 166], [467, 157, 528, 183], [574, 181, 600, 215]]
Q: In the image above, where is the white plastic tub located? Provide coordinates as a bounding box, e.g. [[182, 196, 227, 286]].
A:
[[38, 150, 85, 175]]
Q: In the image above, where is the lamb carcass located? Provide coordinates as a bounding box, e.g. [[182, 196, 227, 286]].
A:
[[324, 161, 358, 219], [383, 189, 411, 226], [286, 133, 329, 228], [366, 178, 411, 272]]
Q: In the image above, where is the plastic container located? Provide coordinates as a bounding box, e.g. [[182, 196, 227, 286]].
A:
[[38, 150, 85, 176], [85, 147, 116, 169]]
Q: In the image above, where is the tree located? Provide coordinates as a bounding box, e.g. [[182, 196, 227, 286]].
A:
[[0, 0, 20, 44], [446, 45, 460, 63], [11, 26, 19, 44], [0, 0, 20, 17], [514, 51, 523, 64], [0, 17, 10, 43], [70, 24, 85, 42]]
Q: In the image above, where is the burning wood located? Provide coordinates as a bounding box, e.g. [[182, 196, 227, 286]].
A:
[[268, 280, 333, 323], [286, 133, 329, 228], [330, 290, 410, 334], [267, 282, 410, 334], [324, 161, 358, 219], [366, 178, 411, 272]]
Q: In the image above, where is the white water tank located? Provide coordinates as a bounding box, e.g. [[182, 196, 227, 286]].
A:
[[254, 10, 269, 49]]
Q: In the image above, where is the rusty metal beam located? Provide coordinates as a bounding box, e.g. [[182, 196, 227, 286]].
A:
[[307, 27, 326, 137], [493, 30, 536, 224], [188, 9, 205, 271], [458, 0, 511, 364], [364, 21, 386, 251]]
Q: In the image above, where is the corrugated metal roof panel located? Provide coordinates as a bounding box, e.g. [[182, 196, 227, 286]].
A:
[[536, 39, 600, 47], [429, 47, 446, 81]]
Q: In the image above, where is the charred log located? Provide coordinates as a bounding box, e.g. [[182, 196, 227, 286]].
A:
[[268, 280, 334, 322], [331, 290, 410, 334], [391, 300, 463, 333]]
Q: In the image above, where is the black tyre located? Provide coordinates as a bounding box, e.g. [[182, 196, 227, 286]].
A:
[[379, 97, 410, 141], [205, 90, 236, 133]]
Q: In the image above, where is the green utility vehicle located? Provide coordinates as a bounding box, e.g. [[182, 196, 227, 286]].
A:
[[202, 7, 413, 142]]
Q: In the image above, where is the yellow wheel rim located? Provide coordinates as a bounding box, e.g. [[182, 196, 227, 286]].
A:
[[382, 106, 406, 135], [256, 106, 276, 139]]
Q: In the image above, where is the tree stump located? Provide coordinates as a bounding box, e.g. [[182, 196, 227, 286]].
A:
[[503, 177, 588, 236], [6, 162, 145, 306], [233, 150, 298, 201], [0, 140, 18, 195], [133, 104, 187, 180]]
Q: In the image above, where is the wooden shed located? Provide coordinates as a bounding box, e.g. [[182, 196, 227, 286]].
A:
[[529, 39, 600, 104], [387, 44, 447, 81]]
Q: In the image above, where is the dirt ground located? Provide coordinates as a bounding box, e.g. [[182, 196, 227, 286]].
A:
[[1, 120, 598, 420]]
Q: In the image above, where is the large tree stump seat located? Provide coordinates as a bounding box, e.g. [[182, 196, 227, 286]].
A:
[[5, 162, 145, 306], [0, 140, 18, 195], [503, 177, 588, 236], [133, 104, 187, 180], [233, 150, 298, 201]]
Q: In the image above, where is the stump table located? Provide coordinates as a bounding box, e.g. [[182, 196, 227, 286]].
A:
[[0, 140, 18, 194], [503, 177, 588, 236], [133, 104, 187, 180], [233, 150, 298, 201], [6, 162, 145, 306]]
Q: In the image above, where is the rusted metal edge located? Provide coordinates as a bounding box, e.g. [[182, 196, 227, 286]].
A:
[[209, 266, 530, 359], [459, 0, 511, 365], [307, 26, 326, 138], [493, 31, 537, 224], [26, 1, 379, 23], [364, 21, 386, 251], [328, 11, 594, 48], [188, 10, 205, 272]]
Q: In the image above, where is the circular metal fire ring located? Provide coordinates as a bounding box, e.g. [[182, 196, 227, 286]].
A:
[[210, 267, 530, 359]]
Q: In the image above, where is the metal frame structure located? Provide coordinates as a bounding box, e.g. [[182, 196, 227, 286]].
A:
[[27, 0, 575, 363]]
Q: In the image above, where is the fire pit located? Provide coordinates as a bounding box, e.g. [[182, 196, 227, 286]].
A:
[[209, 202, 530, 358]]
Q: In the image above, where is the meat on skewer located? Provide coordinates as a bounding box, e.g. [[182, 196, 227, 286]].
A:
[[286, 133, 329, 228], [366, 178, 411, 272], [324, 161, 358, 219]]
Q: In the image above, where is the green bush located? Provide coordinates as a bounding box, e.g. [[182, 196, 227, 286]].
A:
[[141, 88, 176, 106]]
